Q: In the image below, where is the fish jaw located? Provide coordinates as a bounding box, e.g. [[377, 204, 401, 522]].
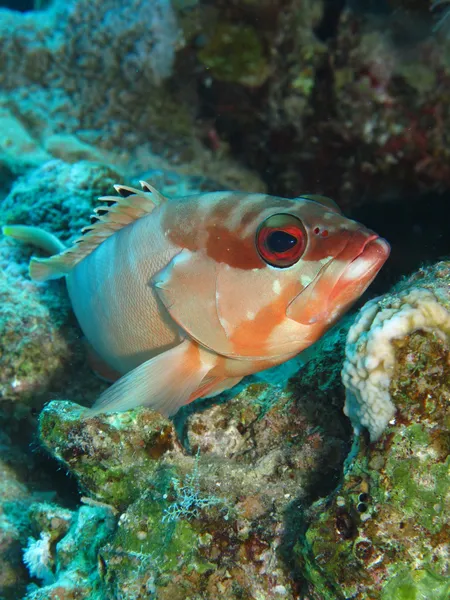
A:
[[287, 233, 390, 327], [328, 236, 390, 311]]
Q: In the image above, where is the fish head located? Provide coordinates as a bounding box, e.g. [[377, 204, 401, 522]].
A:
[[282, 195, 391, 329], [159, 192, 390, 360]]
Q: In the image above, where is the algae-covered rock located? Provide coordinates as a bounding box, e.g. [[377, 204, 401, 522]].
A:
[[296, 262, 450, 599], [0, 262, 75, 408], [100, 484, 219, 598], [37, 350, 352, 599], [39, 402, 183, 510], [186, 378, 350, 504], [198, 22, 270, 87], [98, 437, 298, 599]]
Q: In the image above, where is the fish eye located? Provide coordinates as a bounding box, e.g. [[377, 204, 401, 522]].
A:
[[256, 214, 306, 268]]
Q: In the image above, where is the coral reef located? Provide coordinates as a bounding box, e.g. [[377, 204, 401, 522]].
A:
[[33, 268, 449, 598], [196, 0, 450, 211], [39, 402, 183, 510], [2, 222, 449, 598], [34, 364, 351, 598], [0, 157, 258, 598], [0, 0, 449, 596], [343, 260, 450, 440], [0, 0, 182, 151], [0, 0, 266, 195], [2, 0, 450, 213], [297, 262, 450, 599]]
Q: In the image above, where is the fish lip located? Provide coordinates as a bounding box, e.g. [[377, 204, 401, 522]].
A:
[[334, 235, 391, 291], [350, 234, 390, 269], [349, 233, 379, 264]]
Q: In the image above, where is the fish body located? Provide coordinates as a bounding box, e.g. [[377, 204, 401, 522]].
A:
[[66, 199, 181, 376], [3, 184, 390, 416]]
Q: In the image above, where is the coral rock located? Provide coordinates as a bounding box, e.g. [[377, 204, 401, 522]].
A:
[[297, 262, 450, 599], [39, 401, 184, 510], [342, 260, 450, 440]]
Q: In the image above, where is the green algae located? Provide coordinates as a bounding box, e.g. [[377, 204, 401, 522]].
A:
[[384, 429, 449, 535], [99, 468, 218, 597], [39, 402, 180, 510], [198, 23, 269, 86], [103, 495, 212, 576], [297, 427, 450, 599], [381, 569, 450, 600]]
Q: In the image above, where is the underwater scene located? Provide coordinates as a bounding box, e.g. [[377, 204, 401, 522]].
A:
[[0, 0, 449, 598]]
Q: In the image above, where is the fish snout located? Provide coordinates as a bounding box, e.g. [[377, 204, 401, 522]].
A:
[[328, 234, 390, 310], [286, 232, 390, 328]]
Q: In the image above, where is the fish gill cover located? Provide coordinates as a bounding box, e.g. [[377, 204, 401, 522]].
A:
[[0, 1, 449, 599]]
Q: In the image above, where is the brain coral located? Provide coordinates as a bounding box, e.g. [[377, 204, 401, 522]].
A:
[[342, 261, 450, 441]]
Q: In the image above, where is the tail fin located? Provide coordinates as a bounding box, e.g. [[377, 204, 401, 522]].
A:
[[2, 225, 67, 281]]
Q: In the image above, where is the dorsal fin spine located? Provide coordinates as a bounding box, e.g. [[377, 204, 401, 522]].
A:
[[139, 180, 165, 205], [27, 182, 168, 282], [114, 184, 142, 197]]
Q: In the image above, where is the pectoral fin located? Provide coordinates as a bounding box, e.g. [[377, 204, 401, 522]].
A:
[[88, 339, 215, 417]]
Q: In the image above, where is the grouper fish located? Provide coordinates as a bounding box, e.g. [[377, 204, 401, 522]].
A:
[[3, 183, 390, 416]]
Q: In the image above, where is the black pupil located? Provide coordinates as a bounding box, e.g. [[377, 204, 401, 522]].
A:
[[267, 230, 298, 253]]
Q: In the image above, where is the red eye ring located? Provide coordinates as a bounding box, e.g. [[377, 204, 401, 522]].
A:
[[256, 214, 306, 268]]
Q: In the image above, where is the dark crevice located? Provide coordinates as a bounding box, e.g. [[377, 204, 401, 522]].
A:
[[349, 191, 450, 295], [0, 0, 35, 11], [315, 0, 346, 41]]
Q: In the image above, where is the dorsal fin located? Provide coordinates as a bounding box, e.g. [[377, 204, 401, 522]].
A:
[[29, 181, 167, 282], [299, 194, 342, 214]]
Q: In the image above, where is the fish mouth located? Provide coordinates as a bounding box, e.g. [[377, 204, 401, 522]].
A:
[[333, 236, 390, 296], [287, 234, 390, 326]]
